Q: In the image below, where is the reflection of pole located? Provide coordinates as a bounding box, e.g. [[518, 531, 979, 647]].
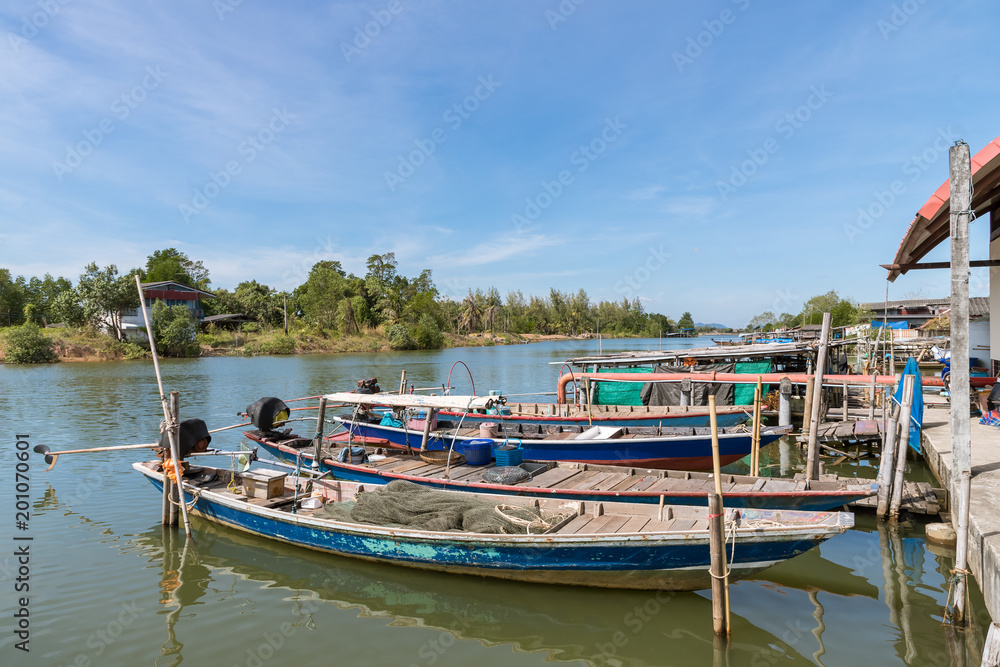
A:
[[889, 525, 917, 663], [807, 591, 828, 667]]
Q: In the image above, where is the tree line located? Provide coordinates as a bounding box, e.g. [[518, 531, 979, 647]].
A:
[[1, 249, 706, 356]]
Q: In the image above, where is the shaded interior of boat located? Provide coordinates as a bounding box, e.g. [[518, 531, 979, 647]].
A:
[[140, 459, 847, 537], [255, 431, 870, 496]]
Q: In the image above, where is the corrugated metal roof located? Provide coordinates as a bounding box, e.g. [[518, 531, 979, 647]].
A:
[[861, 296, 989, 317]]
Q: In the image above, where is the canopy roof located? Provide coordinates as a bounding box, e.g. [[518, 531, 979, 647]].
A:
[[886, 136, 1000, 282], [323, 392, 497, 411]]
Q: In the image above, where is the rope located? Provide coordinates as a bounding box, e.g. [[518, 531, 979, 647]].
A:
[[493, 505, 565, 534], [168, 486, 201, 512], [708, 518, 740, 580]]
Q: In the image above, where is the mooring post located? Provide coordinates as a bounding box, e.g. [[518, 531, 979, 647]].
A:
[[806, 312, 832, 480], [708, 492, 730, 637], [801, 376, 815, 439], [876, 403, 900, 519], [889, 375, 915, 519], [842, 381, 849, 421], [168, 391, 180, 527], [982, 622, 1000, 666], [778, 377, 792, 427], [312, 396, 328, 471], [751, 377, 763, 476], [950, 140, 973, 626], [680, 377, 692, 407], [868, 375, 877, 420]]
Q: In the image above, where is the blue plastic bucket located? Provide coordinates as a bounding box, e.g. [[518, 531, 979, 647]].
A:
[[460, 438, 494, 466], [493, 442, 522, 467]]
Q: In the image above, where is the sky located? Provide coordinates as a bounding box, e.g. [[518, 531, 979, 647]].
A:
[[1, 0, 998, 328]]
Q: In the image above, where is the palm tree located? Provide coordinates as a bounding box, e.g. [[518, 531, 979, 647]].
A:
[[459, 291, 482, 334]]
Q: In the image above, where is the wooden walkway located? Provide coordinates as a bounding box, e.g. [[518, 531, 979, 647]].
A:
[[794, 419, 883, 444]]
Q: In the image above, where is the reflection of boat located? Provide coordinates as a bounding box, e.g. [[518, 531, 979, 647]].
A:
[[134, 460, 852, 591], [137, 521, 831, 667], [250, 432, 877, 511]]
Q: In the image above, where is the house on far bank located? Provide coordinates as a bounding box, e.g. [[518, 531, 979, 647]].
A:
[[120, 281, 214, 340]]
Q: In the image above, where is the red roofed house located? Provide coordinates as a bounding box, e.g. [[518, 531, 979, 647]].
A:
[[120, 281, 214, 340]]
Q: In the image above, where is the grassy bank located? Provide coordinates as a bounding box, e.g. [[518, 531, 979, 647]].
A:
[[0, 325, 537, 363]]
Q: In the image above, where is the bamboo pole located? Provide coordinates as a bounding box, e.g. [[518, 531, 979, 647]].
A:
[[709, 395, 723, 496], [806, 312, 832, 480], [135, 275, 191, 538], [398, 370, 407, 395], [875, 403, 900, 519], [708, 492, 730, 637], [168, 392, 180, 527], [802, 376, 815, 436], [888, 375, 915, 519], [842, 381, 849, 421], [751, 378, 762, 476]]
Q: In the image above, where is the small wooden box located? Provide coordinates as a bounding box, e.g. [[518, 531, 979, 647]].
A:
[[242, 469, 287, 499]]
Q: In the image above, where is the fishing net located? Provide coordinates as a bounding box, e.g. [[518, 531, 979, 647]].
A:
[[316, 480, 567, 534], [481, 466, 531, 485]]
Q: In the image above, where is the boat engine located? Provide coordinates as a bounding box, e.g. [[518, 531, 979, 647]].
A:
[[245, 397, 291, 432]]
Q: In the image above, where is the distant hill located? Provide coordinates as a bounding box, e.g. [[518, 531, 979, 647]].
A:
[[695, 322, 730, 330]]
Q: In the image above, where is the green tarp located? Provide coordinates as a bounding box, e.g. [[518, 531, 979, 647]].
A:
[[734, 360, 772, 406], [592, 366, 654, 406]]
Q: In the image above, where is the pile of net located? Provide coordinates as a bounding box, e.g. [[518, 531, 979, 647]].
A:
[[317, 480, 570, 534]]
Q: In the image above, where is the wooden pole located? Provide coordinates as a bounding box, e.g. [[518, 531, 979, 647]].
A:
[[802, 376, 815, 435], [806, 312, 832, 480], [950, 140, 973, 626], [875, 403, 900, 519], [168, 392, 181, 527], [161, 476, 172, 525], [778, 377, 792, 427], [708, 492, 730, 637], [868, 375, 877, 420], [312, 396, 327, 471], [399, 369, 407, 395], [842, 381, 849, 421], [419, 408, 436, 452], [283, 293, 288, 335], [982, 623, 1000, 666], [889, 375, 915, 519], [135, 275, 192, 538]]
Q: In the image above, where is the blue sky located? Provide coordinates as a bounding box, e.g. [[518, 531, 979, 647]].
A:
[[1, 0, 996, 327]]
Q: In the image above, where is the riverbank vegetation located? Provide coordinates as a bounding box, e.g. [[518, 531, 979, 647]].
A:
[[1, 249, 703, 362]]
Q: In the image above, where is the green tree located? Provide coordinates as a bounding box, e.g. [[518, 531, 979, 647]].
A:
[[4, 322, 57, 363], [747, 310, 776, 331], [0, 269, 26, 326], [152, 300, 198, 357], [77, 263, 141, 339], [52, 289, 86, 326], [145, 248, 211, 289], [413, 313, 444, 349], [677, 312, 695, 330], [365, 252, 398, 323]]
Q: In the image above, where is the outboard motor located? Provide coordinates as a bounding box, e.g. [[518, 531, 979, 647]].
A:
[[356, 378, 381, 394], [158, 418, 212, 459], [246, 397, 291, 432]]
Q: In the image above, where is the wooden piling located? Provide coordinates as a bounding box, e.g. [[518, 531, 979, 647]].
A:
[[751, 377, 762, 476], [842, 381, 849, 421], [806, 312, 832, 479], [168, 392, 181, 527], [889, 375, 915, 519], [875, 403, 900, 519], [982, 623, 1000, 666], [312, 396, 328, 470], [868, 375, 877, 420], [802, 376, 815, 436], [950, 140, 973, 626], [398, 369, 407, 395], [161, 476, 172, 526], [708, 492, 730, 637]]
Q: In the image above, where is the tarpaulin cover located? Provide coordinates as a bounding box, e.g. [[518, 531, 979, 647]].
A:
[[640, 364, 735, 407], [734, 360, 772, 406], [872, 320, 909, 329], [893, 357, 923, 454], [592, 366, 654, 406]]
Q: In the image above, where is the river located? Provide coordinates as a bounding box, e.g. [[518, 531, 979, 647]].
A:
[[0, 336, 990, 666]]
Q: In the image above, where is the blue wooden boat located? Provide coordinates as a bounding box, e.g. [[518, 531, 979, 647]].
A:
[[432, 402, 750, 429], [248, 431, 877, 511], [133, 460, 853, 591]]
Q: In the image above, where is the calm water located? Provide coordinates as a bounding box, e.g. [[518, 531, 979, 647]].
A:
[[0, 337, 991, 666]]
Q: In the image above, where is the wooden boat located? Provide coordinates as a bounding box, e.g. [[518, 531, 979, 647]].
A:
[[249, 431, 877, 511], [433, 401, 751, 429], [133, 460, 853, 591]]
